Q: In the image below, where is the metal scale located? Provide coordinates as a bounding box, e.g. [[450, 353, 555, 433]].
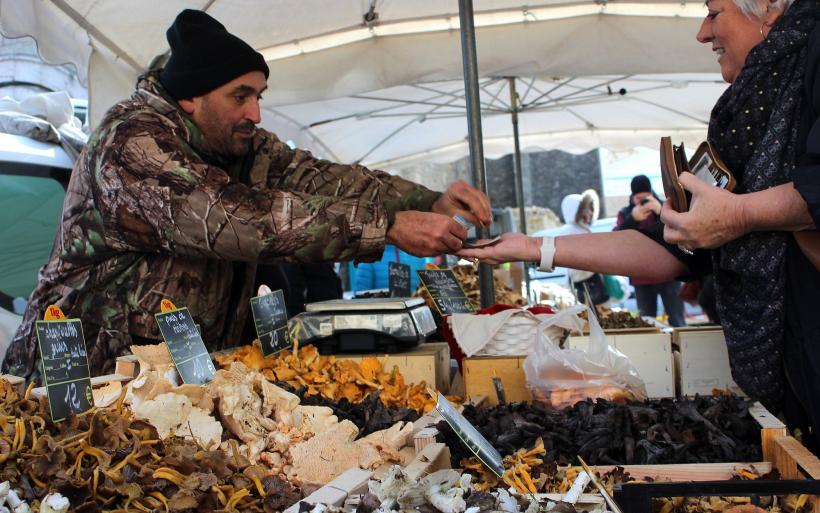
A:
[[291, 297, 437, 353]]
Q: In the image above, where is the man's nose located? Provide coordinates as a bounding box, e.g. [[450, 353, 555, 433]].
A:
[[246, 100, 261, 124]]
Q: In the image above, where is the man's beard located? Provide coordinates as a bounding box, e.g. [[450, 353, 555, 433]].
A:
[[197, 107, 255, 157]]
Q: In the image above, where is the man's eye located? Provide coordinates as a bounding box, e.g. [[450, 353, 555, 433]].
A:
[[234, 96, 246, 104], [706, 11, 718, 18]]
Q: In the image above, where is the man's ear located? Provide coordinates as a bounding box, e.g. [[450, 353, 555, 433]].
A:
[[178, 98, 195, 114]]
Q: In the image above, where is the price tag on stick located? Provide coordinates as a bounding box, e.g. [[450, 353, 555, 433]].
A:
[[154, 305, 215, 385], [388, 262, 411, 297], [250, 286, 292, 357], [36, 306, 93, 422], [417, 269, 476, 315], [435, 392, 504, 477]]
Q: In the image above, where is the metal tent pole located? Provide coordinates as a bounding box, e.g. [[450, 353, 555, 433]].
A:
[[458, 0, 495, 308], [507, 77, 531, 301]]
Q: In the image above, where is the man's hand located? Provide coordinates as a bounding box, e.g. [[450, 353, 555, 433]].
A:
[[387, 211, 468, 256], [661, 172, 748, 250], [431, 180, 492, 227], [456, 232, 540, 264]]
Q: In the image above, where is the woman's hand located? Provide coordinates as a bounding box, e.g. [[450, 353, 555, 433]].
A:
[[455, 232, 541, 264], [661, 172, 749, 249]]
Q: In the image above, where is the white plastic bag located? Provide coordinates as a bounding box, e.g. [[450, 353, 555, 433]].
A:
[[523, 304, 647, 408]]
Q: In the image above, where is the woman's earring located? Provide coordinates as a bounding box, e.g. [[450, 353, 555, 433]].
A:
[[760, 22, 766, 36]]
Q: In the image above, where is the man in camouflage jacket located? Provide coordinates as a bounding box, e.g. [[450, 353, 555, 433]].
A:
[[3, 10, 490, 379]]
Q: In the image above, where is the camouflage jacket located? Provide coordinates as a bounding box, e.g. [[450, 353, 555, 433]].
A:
[[3, 72, 439, 379]]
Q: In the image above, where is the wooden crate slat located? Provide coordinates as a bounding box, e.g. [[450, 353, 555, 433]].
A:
[[592, 462, 772, 482]]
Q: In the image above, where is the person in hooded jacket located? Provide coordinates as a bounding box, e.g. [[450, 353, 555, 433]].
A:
[[614, 175, 687, 326], [554, 190, 610, 305]]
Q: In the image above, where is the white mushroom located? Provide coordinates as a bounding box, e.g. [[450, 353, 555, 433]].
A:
[[494, 488, 520, 513], [426, 487, 466, 513], [40, 494, 69, 513], [368, 466, 407, 504], [6, 489, 30, 513]]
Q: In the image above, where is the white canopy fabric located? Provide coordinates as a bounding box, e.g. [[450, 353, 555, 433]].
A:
[[1, 0, 721, 132], [266, 74, 727, 168]]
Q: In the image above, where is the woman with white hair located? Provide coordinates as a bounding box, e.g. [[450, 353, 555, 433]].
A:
[[460, 0, 820, 452]]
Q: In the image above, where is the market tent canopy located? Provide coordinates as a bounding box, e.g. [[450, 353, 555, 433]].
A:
[[0, 0, 720, 127], [264, 74, 727, 169]]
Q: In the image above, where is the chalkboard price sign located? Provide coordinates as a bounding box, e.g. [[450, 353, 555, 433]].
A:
[[417, 269, 476, 315], [388, 262, 411, 297], [250, 289, 291, 356], [154, 307, 215, 385], [35, 319, 93, 422], [434, 297, 475, 315], [435, 392, 504, 477]]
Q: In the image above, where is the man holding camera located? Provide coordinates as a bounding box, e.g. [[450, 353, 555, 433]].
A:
[[614, 175, 686, 326]]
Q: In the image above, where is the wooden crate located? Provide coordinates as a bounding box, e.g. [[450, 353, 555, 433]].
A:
[[1, 374, 26, 395], [463, 355, 531, 405], [676, 329, 743, 397], [335, 342, 450, 393], [464, 332, 674, 404], [597, 430, 820, 512], [745, 436, 820, 513], [117, 341, 451, 392], [567, 332, 675, 399]]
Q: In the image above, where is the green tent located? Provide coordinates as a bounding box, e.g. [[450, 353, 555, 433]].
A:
[[0, 174, 65, 303]]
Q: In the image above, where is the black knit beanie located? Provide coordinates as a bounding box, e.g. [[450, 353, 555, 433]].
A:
[[159, 9, 270, 100], [630, 174, 652, 195]]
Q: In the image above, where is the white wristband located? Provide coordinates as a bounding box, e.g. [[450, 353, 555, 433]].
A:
[[538, 236, 556, 272]]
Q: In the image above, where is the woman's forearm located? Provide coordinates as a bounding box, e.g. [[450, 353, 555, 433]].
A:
[[554, 231, 688, 281], [740, 182, 816, 232]]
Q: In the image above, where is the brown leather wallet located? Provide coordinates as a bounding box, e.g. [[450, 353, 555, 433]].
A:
[[660, 137, 736, 212]]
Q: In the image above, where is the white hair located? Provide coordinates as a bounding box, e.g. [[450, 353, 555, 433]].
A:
[[732, 0, 795, 19]]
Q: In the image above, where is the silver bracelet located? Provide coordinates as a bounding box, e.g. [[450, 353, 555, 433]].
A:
[[538, 236, 556, 272]]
